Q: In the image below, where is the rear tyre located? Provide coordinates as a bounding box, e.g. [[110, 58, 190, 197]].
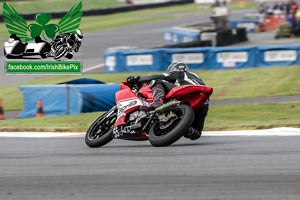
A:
[[149, 104, 194, 147], [85, 107, 117, 148]]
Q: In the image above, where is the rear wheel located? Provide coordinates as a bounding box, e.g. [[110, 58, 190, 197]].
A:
[[85, 107, 117, 148], [149, 104, 194, 147]]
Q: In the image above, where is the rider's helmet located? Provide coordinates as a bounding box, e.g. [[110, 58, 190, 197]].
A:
[[166, 62, 190, 73], [74, 29, 83, 42]]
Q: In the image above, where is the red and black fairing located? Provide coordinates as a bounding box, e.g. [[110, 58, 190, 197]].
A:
[[113, 81, 213, 141], [113, 83, 156, 140], [165, 85, 213, 110], [115, 84, 144, 127]]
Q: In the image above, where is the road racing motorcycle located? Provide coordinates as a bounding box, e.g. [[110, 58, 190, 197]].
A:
[[48, 33, 82, 60], [85, 76, 213, 147]]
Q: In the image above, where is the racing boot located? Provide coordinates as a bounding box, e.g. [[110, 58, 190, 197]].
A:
[[149, 99, 164, 109], [184, 127, 201, 140], [149, 87, 165, 109], [140, 88, 164, 111]]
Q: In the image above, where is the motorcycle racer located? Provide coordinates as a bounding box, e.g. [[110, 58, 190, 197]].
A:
[[126, 62, 209, 140], [52, 29, 83, 59]]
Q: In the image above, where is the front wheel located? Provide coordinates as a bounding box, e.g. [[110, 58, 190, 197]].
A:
[[85, 107, 117, 148], [54, 45, 67, 59], [149, 104, 194, 147]]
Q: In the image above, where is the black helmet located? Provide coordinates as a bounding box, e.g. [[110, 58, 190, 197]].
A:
[[166, 62, 189, 73]]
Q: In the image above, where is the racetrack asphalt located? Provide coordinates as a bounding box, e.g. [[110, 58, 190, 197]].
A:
[[1, 128, 300, 200]]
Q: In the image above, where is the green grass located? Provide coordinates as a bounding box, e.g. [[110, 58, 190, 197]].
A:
[[0, 2, 257, 38], [0, 66, 299, 132], [205, 66, 300, 99], [206, 102, 300, 131], [0, 112, 101, 132], [0, 0, 125, 13], [0, 1, 256, 14], [1, 66, 300, 111], [0, 101, 299, 132]]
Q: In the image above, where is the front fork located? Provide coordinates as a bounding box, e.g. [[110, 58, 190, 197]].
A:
[[96, 106, 117, 126]]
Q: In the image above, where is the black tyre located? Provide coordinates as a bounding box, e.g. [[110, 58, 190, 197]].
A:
[[54, 45, 67, 59], [149, 104, 194, 147], [85, 107, 117, 148]]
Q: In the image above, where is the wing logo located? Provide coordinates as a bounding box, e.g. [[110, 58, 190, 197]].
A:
[[3, 1, 83, 60]]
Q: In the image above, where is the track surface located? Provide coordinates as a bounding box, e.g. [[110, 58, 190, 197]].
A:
[[1, 129, 300, 200]]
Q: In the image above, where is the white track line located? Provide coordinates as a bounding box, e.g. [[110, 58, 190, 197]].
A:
[[0, 132, 85, 138], [0, 127, 300, 138], [82, 64, 104, 73], [203, 127, 300, 136]]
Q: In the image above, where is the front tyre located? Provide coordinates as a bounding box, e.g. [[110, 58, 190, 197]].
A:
[[85, 107, 117, 148], [149, 104, 194, 147], [54, 45, 67, 59]]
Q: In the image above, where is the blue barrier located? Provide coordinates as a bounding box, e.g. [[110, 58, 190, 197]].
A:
[[208, 46, 257, 69], [256, 45, 300, 67], [164, 28, 200, 45], [162, 48, 211, 70], [18, 84, 119, 118], [104, 49, 164, 72], [104, 45, 300, 73]]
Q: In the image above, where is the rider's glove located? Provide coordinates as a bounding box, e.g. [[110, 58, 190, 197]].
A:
[[127, 76, 140, 85]]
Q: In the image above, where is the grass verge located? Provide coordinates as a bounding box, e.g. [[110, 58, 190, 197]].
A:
[[0, 0, 125, 14], [206, 102, 300, 131], [0, 102, 299, 132], [1, 66, 300, 111]]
